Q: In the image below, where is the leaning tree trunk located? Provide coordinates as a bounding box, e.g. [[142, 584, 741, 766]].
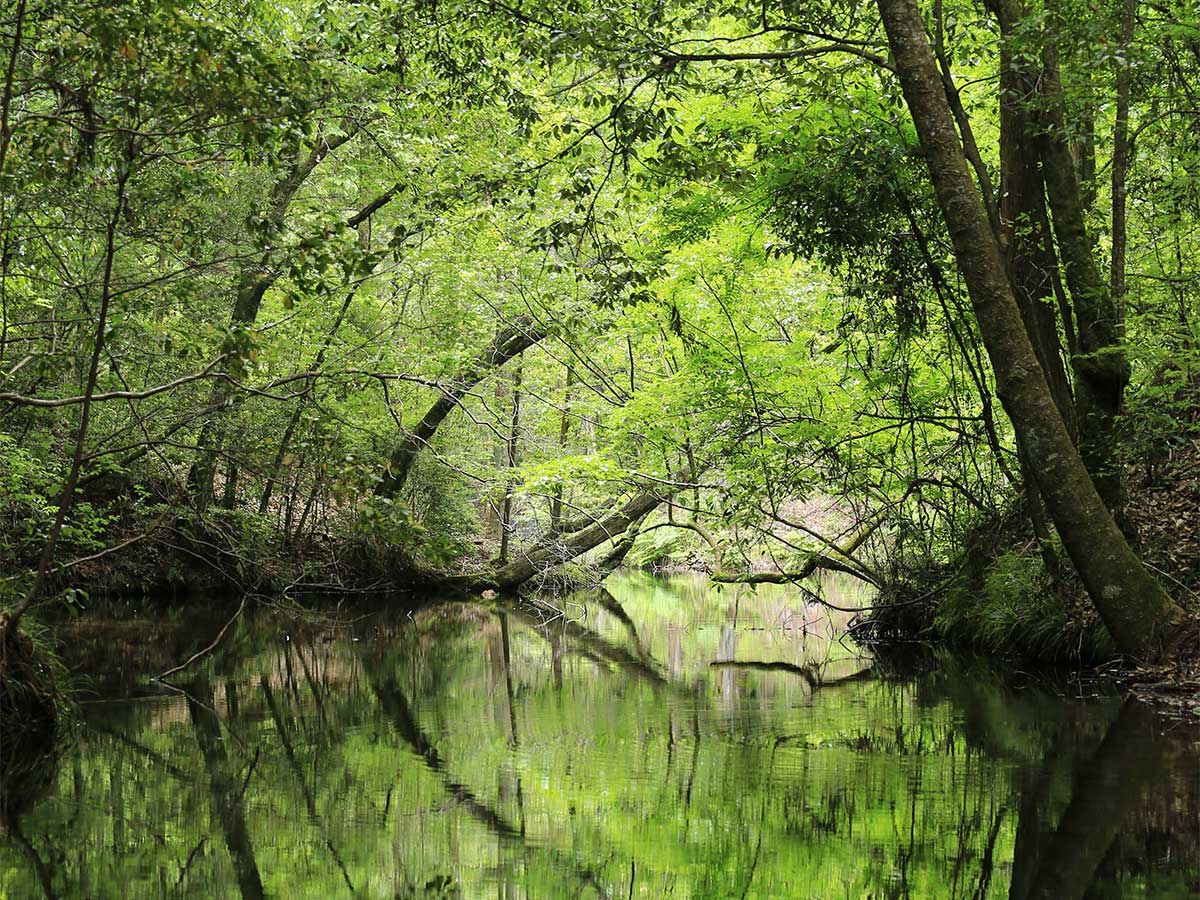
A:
[[187, 133, 357, 509], [463, 488, 663, 590], [875, 0, 1185, 660], [376, 318, 546, 498]]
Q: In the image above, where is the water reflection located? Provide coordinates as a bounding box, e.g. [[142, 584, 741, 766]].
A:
[[2, 572, 1198, 898]]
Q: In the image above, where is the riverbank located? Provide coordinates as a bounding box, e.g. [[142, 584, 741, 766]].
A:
[[5, 431, 1199, 683], [3, 504, 456, 605], [861, 435, 1200, 668]]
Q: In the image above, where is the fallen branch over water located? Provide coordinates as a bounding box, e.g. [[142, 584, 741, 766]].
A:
[[712, 554, 873, 586], [712, 513, 887, 588]]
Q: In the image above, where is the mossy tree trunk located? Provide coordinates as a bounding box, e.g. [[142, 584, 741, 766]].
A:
[[466, 488, 663, 590], [1110, 0, 1137, 357], [996, 2, 1077, 574], [1035, 43, 1130, 514], [996, 5, 1076, 433], [875, 0, 1186, 660]]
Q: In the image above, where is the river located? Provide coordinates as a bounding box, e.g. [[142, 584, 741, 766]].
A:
[[1, 572, 1197, 898]]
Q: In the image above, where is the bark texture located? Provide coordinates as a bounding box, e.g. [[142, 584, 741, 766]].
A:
[[876, 0, 1185, 660], [1111, 0, 1136, 327], [464, 488, 663, 590], [1035, 45, 1130, 512], [996, 3, 1076, 431]]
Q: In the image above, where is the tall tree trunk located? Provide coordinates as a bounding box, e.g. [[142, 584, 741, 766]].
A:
[[221, 459, 239, 510], [548, 366, 574, 529], [186, 131, 391, 508], [497, 359, 523, 564], [996, 7, 1076, 432], [933, 0, 1001, 240], [997, 1, 1077, 573], [1111, 0, 1136, 323], [875, 0, 1185, 660], [187, 138, 352, 509], [1035, 43, 1130, 513]]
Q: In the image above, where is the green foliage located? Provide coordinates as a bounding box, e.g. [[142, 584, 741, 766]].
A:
[[0, 436, 57, 559], [1123, 358, 1200, 479], [0, 0, 1198, 657], [354, 460, 476, 567], [0, 436, 114, 562], [933, 550, 1115, 661]]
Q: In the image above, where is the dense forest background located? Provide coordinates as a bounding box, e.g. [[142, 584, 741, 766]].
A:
[[2, 0, 1199, 662]]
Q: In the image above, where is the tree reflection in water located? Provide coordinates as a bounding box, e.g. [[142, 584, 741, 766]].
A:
[[1, 573, 1197, 898]]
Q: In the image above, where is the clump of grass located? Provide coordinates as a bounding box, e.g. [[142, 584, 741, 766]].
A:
[[0, 617, 68, 777], [932, 550, 1114, 662]]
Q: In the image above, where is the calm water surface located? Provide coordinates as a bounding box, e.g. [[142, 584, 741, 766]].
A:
[[1, 572, 1198, 898]]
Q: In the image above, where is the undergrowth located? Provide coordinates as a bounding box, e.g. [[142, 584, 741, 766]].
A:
[[866, 467, 1200, 664], [931, 550, 1114, 662], [0, 618, 71, 824]]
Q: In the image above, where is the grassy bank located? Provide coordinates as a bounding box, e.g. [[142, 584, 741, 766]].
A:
[[863, 438, 1200, 664]]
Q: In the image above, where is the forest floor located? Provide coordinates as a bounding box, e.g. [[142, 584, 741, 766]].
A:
[[1124, 436, 1200, 606], [1122, 438, 1200, 708]]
